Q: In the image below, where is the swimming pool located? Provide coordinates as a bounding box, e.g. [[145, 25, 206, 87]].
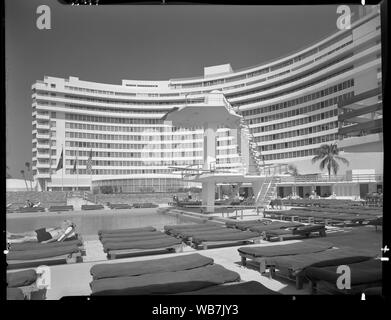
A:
[[6, 208, 203, 236]]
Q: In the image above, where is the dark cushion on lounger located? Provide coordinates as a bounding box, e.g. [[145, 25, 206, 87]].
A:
[[7, 288, 25, 300], [7, 269, 38, 287], [238, 240, 334, 257], [264, 224, 325, 236], [304, 259, 381, 286], [191, 231, 259, 244], [225, 220, 269, 230], [266, 248, 374, 275], [7, 245, 80, 260], [90, 253, 214, 280], [103, 237, 182, 251], [164, 223, 221, 232], [100, 233, 169, 244], [179, 228, 242, 239], [98, 226, 156, 235], [99, 231, 164, 240], [90, 264, 240, 295], [9, 239, 82, 251], [249, 222, 303, 233], [178, 281, 281, 295]]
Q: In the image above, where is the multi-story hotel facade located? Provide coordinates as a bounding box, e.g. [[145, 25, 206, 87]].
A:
[[31, 9, 383, 197]]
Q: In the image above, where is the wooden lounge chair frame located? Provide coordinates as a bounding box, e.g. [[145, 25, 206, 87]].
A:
[[189, 236, 262, 250], [107, 243, 184, 260], [7, 251, 82, 269], [261, 228, 327, 242]]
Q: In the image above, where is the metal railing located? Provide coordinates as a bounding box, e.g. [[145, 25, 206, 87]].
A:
[[277, 174, 383, 184]]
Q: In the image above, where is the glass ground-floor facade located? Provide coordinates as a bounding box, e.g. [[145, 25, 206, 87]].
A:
[[92, 177, 201, 194]]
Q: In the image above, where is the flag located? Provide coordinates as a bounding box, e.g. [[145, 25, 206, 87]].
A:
[[56, 149, 63, 171], [72, 153, 78, 174], [87, 149, 93, 174]]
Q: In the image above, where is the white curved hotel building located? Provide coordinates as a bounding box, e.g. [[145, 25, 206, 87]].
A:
[[32, 10, 383, 195]]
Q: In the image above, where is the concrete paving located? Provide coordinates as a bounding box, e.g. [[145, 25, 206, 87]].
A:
[[38, 239, 307, 299]]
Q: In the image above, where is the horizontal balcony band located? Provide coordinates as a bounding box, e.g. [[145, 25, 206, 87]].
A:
[[338, 118, 382, 136], [338, 102, 382, 121], [338, 87, 382, 108]]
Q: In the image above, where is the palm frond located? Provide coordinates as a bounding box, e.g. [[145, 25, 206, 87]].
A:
[[335, 155, 350, 165]]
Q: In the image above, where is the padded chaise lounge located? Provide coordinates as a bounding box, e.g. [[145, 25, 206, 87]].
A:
[[7, 244, 82, 269], [304, 259, 382, 294], [262, 224, 326, 241], [225, 219, 271, 230], [100, 232, 170, 244], [90, 264, 240, 295], [98, 226, 156, 236], [248, 222, 304, 233], [164, 223, 224, 237], [178, 228, 243, 241], [265, 248, 374, 289], [103, 237, 183, 259], [190, 230, 261, 250], [9, 238, 83, 251], [90, 253, 214, 280], [7, 288, 25, 300], [7, 269, 46, 299], [238, 240, 334, 273]]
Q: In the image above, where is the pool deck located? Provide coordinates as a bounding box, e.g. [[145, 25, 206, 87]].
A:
[[6, 206, 382, 299], [11, 239, 307, 299]]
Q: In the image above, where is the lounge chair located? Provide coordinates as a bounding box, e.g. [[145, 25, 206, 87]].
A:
[[248, 222, 304, 233], [7, 288, 25, 300], [190, 230, 261, 250], [108, 203, 133, 209], [177, 228, 243, 241], [225, 219, 271, 230], [8, 238, 83, 251], [98, 226, 156, 236], [48, 205, 74, 212], [133, 203, 158, 208], [165, 224, 225, 237], [81, 204, 104, 210], [177, 281, 281, 295], [7, 269, 46, 299], [90, 253, 214, 280], [266, 248, 375, 289], [100, 232, 170, 244], [103, 237, 183, 259], [7, 244, 82, 269], [238, 240, 334, 273], [262, 224, 326, 241], [305, 259, 382, 294], [90, 264, 240, 295]]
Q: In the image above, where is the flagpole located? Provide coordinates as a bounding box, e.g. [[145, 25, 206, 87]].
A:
[[90, 149, 93, 192], [76, 145, 79, 192]]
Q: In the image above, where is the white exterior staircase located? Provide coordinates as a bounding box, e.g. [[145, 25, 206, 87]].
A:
[[222, 96, 286, 211]]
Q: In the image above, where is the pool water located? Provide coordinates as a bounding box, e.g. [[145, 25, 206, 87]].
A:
[[6, 208, 201, 236]]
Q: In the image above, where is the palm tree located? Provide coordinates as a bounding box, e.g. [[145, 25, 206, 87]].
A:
[[312, 143, 350, 180], [286, 164, 299, 196], [20, 170, 29, 191]]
